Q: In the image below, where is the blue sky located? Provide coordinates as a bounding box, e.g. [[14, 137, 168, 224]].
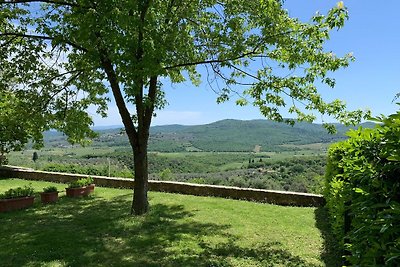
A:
[[92, 0, 400, 126]]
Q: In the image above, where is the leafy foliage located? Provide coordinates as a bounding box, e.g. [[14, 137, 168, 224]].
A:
[[42, 186, 58, 193], [0, 185, 34, 199], [0, 90, 45, 164], [324, 108, 400, 266], [37, 149, 325, 194], [0, 32, 98, 164], [68, 177, 94, 188], [42, 162, 133, 178], [149, 156, 326, 194]]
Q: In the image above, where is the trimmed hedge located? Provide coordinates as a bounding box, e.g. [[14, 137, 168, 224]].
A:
[[325, 110, 400, 266]]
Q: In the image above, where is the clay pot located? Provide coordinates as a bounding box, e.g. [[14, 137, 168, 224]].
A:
[[0, 196, 35, 212], [87, 184, 95, 193], [40, 191, 59, 204], [66, 186, 90, 197]]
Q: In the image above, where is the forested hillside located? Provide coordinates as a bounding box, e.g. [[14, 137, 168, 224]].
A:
[[44, 119, 375, 152], [9, 119, 374, 195]]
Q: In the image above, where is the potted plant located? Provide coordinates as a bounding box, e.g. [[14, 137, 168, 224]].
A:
[[86, 177, 95, 193], [40, 186, 59, 204], [0, 185, 35, 212], [66, 177, 94, 197]]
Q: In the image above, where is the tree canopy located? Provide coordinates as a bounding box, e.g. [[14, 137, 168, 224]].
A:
[[0, 0, 368, 214]]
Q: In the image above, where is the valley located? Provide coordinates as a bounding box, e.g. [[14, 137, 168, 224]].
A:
[[7, 119, 374, 194]]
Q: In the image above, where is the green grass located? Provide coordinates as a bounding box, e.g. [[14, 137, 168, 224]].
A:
[[0, 179, 340, 266]]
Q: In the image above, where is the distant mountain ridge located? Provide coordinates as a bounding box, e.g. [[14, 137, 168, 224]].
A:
[[148, 119, 374, 152], [43, 119, 375, 152]]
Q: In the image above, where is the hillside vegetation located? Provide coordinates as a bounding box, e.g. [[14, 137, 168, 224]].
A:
[[43, 119, 374, 152], [9, 120, 375, 195]]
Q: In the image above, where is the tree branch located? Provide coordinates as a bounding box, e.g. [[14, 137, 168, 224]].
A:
[[0, 36, 18, 49], [99, 53, 138, 148], [164, 27, 296, 71], [0, 32, 88, 52], [135, 0, 151, 145], [0, 0, 83, 8], [144, 76, 157, 129], [35, 69, 86, 88], [40, 70, 83, 109], [164, 50, 259, 70]]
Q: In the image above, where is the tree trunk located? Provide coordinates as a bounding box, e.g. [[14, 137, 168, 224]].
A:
[[99, 45, 157, 216], [131, 141, 149, 215]]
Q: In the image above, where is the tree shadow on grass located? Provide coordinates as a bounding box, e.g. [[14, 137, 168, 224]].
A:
[[0, 193, 230, 266], [182, 240, 320, 267], [314, 207, 342, 267], [0, 194, 324, 267]]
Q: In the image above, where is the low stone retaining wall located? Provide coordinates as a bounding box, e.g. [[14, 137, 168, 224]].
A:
[[0, 166, 325, 207]]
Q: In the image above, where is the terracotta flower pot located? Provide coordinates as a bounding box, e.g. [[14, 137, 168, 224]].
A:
[[0, 196, 35, 213], [66, 186, 90, 197], [40, 191, 59, 204], [87, 184, 95, 194]]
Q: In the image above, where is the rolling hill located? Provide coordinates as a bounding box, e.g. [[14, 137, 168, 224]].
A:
[[43, 119, 375, 152]]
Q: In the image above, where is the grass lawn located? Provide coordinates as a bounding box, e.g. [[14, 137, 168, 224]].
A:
[[0, 179, 340, 267]]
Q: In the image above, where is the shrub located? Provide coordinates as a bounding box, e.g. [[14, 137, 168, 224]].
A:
[[229, 176, 249, 188], [188, 178, 206, 184], [247, 161, 265, 168], [289, 164, 305, 174], [0, 185, 34, 199], [249, 178, 266, 189], [324, 110, 400, 266], [159, 168, 173, 181]]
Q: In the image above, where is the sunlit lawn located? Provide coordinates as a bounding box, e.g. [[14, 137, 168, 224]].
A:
[[0, 179, 340, 267]]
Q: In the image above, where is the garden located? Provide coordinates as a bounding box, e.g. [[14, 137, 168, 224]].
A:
[[0, 179, 339, 267], [1, 0, 399, 265]]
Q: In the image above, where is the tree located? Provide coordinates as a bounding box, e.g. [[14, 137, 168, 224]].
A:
[[0, 0, 367, 215], [0, 73, 95, 165], [32, 151, 39, 162], [0, 89, 44, 164]]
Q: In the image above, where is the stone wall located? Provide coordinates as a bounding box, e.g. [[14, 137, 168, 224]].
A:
[[0, 166, 325, 207]]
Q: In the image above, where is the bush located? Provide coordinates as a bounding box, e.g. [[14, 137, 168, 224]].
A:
[[159, 168, 174, 181], [228, 176, 249, 188], [188, 178, 206, 184], [249, 178, 266, 189], [289, 164, 305, 174], [324, 110, 400, 266]]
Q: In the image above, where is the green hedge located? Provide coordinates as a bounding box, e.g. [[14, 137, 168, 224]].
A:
[[325, 110, 400, 266]]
